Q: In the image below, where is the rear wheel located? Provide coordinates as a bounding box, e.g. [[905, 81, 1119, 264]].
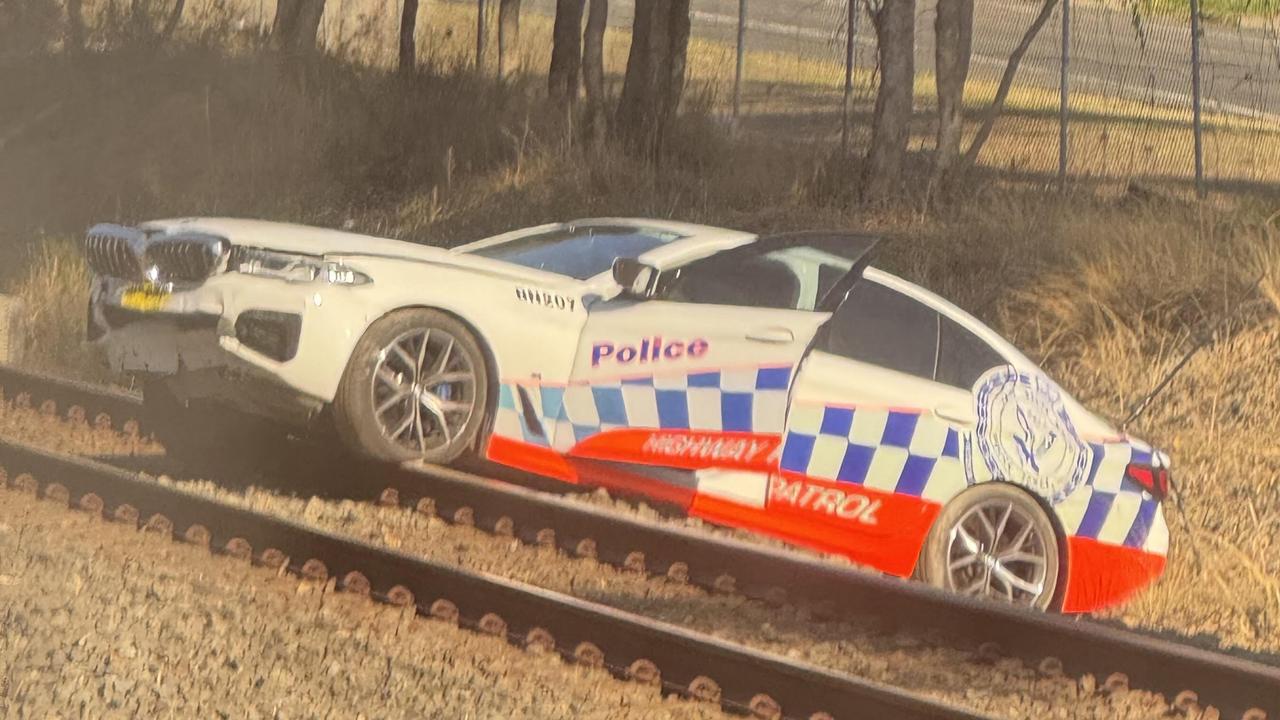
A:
[[918, 483, 1060, 610], [332, 309, 488, 464]]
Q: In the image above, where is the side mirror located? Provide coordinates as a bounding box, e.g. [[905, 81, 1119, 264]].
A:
[[611, 257, 658, 298]]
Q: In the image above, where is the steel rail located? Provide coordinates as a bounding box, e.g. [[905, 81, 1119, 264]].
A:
[[0, 437, 988, 720], [1, 363, 1277, 718], [0, 364, 144, 434]]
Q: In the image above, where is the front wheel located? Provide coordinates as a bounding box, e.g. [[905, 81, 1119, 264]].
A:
[[918, 483, 1061, 611], [332, 309, 489, 464]]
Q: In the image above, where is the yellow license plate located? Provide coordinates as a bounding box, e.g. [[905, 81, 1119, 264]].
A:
[[120, 284, 170, 313]]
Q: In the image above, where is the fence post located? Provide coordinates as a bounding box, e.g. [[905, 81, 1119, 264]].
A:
[[477, 0, 488, 73], [1189, 0, 1206, 198], [841, 0, 859, 154], [733, 0, 747, 133], [1058, 0, 1070, 191]]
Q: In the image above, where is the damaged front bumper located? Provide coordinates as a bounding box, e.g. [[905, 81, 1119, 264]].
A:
[[87, 273, 359, 426]]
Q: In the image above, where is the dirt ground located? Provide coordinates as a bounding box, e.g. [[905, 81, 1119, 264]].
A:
[[0, 400, 1194, 719], [0, 485, 731, 720]]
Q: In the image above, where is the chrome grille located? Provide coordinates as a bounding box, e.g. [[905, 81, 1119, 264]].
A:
[[226, 245, 249, 273], [82, 224, 228, 284], [144, 236, 226, 283], [84, 227, 144, 280]]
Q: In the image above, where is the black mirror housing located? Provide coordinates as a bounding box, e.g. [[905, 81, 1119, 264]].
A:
[[611, 257, 657, 298]]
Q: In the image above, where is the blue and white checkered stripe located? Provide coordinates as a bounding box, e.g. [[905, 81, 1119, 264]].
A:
[[491, 365, 795, 452], [1054, 439, 1168, 554], [778, 402, 970, 503], [493, 383, 555, 447], [495, 375, 1169, 557], [778, 403, 1167, 555]]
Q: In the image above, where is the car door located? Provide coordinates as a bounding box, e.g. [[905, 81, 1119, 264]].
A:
[[560, 297, 827, 474], [556, 235, 880, 472], [768, 275, 1008, 576]]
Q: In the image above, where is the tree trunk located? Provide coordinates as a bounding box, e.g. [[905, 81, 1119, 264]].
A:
[[476, 0, 488, 73], [399, 0, 419, 73], [160, 0, 187, 41], [66, 0, 85, 52], [960, 0, 1058, 170], [273, 0, 326, 54], [932, 0, 972, 181], [582, 0, 607, 103], [548, 0, 586, 103], [130, 0, 149, 37], [497, 0, 521, 78], [615, 0, 690, 157], [862, 0, 916, 202]]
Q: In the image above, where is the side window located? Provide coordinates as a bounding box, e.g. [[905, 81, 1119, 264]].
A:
[[936, 316, 1006, 389], [661, 254, 804, 310], [821, 280, 939, 380], [659, 241, 856, 311]]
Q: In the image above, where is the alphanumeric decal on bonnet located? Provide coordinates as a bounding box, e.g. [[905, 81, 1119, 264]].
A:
[[515, 286, 576, 311], [972, 365, 1093, 504]]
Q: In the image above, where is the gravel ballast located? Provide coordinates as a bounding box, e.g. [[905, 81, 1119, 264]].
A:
[[0, 487, 727, 719], [0, 399, 1197, 718]]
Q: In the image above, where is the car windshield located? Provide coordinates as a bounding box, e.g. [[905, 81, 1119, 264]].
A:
[[468, 225, 684, 280]]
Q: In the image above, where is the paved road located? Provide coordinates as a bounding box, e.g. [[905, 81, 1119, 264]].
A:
[[500, 0, 1280, 121]]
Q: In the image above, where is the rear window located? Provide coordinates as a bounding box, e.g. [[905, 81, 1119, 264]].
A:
[[469, 225, 682, 280], [822, 279, 939, 381], [936, 315, 1006, 389]]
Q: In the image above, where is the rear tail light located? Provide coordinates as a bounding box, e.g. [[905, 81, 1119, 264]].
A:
[[1125, 463, 1170, 500]]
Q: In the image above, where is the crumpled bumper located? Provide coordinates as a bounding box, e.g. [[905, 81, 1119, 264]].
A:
[[88, 273, 361, 415]]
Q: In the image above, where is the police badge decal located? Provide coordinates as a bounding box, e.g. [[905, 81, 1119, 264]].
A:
[[972, 366, 1093, 504]]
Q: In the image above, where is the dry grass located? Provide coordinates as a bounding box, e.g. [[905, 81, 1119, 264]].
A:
[[6, 240, 108, 382], [3, 0, 1280, 656]]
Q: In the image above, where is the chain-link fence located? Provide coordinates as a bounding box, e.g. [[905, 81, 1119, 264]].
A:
[[260, 0, 1278, 192], [717, 0, 1280, 193]]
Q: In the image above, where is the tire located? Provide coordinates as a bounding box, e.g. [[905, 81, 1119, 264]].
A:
[[332, 308, 489, 464], [918, 482, 1061, 611]]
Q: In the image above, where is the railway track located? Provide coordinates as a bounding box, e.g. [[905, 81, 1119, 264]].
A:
[[0, 437, 986, 720], [1, 364, 1278, 719]]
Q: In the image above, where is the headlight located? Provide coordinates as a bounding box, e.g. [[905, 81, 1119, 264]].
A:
[[231, 247, 372, 286]]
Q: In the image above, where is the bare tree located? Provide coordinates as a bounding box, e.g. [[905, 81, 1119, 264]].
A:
[[862, 0, 915, 202], [497, 0, 521, 78], [582, 0, 608, 136], [273, 0, 326, 54], [399, 0, 419, 73], [582, 0, 607, 103], [65, 0, 85, 51], [616, 0, 690, 156], [160, 0, 187, 41], [548, 0, 586, 103], [476, 0, 488, 73], [960, 0, 1058, 169], [933, 0, 973, 181]]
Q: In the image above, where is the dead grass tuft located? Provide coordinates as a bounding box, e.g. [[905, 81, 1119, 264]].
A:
[[6, 239, 108, 382]]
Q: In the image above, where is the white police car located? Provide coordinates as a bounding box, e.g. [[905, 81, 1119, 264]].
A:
[[83, 217, 1171, 611]]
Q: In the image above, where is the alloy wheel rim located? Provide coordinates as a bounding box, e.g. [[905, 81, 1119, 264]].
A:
[[945, 499, 1050, 606], [370, 328, 477, 455]]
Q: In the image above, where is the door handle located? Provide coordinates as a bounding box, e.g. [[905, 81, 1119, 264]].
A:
[[934, 403, 977, 427], [745, 327, 795, 344]]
